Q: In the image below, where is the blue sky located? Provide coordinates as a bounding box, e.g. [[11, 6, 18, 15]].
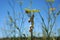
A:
[[0, 0, 60, 38]]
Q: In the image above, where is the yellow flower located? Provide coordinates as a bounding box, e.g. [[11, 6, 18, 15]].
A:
[[31, 9, 40, 13], [25, 8, 31, 14], [46, 0, 54, 2], [25, 8, 40, 14], [49, 8, 56, 11]]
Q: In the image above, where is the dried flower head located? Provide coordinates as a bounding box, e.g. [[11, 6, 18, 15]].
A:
[[29, 29, 32, 32], [28, 19, 30, 22], [30, 26, 33, 29]]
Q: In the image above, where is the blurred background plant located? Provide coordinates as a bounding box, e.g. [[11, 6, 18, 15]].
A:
[[38, 0, 60, 40]]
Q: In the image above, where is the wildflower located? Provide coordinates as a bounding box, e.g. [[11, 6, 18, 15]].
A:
[[46, 0, 54, 2], [32, 9, 40, 13], [49, 8, 56, 11], [25, 8, 31, 14]]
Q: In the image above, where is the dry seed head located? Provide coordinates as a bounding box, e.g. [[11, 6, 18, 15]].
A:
[[28, 18, 31, 22], [29, 29, 32, 32], [30, 26, 33, 29]]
